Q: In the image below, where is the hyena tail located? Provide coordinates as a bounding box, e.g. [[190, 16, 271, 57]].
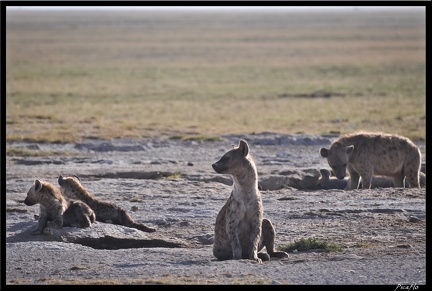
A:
[[120, 211, 156, 232], [131, 222, 157, 233]]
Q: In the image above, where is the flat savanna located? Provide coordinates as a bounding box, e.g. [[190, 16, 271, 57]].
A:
[[6, 8, 425, 143], [5, 8, 427, 285]]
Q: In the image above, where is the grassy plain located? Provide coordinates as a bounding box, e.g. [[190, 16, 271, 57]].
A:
[[6, 8, 426, 143]]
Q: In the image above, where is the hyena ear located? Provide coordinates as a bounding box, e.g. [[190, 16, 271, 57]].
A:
[[239, 139, 249, 157], [58, 175, 64, 186], [345, 145, 354, 155], [73, 175, 81, 181], [320, 169, 331, 178], [320, 148, 329, 158], [34, 180, 43, 192]]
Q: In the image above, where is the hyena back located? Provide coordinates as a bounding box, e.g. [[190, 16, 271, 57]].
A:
[[58, 175, 156, 233], [320, 132, 421, 190], [24, 179, 95, 235], [212, 139, 288, 262]]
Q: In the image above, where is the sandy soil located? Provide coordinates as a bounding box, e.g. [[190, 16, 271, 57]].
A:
[[4, 133, 426, 285]]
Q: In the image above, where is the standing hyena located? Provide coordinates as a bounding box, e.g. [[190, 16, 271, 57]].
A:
[[24, 179, 95, 235], [319, 132, 422, 190], [212, 139, 289, 262], [58, 175, 156, 233]]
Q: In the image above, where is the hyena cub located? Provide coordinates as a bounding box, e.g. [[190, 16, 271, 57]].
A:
[[316, 169, 395, 190], [24, 179, 95, 235], [320, 132, 422, 190], [212, 139, 289, 262], [58, 175, 156, 233]]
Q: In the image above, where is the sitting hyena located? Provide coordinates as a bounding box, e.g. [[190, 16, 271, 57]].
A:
[[212, 139, 289, 262], [24, 179, 95, 235], [319, 132, 422, 190], [58, 175, 156, 233]]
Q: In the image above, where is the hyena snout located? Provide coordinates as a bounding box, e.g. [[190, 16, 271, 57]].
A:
[[212, 162, 228, 174], [23, 198, 36, 206], [330, 166, 347, 180], [334, 171, 346, 180]]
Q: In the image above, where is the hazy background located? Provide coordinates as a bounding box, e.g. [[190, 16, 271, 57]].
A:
[[6, 5, 426, 142]]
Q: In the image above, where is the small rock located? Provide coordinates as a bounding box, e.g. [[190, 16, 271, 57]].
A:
[[409, 216, 420, 222]]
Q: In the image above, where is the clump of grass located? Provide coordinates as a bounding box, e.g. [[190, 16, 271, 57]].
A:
[[279, 237, 343, 253], [164, 173, 183, 180]]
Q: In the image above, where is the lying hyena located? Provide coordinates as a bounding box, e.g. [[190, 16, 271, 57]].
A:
[[317, 168, 426, 190], [316, 169, 348, 190], [320, 132, 422, 190], [316, 169, 395, 190], [24, 179, 95, 235], [58, 175, 156, 233], [212, 139, 289, 262]]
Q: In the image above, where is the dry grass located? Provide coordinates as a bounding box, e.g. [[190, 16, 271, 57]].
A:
[[6, 8, 426, 143]]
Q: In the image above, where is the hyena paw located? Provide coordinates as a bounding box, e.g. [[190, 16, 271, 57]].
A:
[[31, 229, 43, 235], [270, 251, 289, 259], [258, 252, 270, 261], [254, 257, 263, 264], [42, 227, 54, 235]]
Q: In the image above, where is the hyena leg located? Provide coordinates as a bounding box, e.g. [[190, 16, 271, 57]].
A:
[[259, 219, 289, 260], [33, 215, 49, 235], [360, 173, 373, 189], [393, 172, 405, 188], [403, 168, 420, 189], [347, 169, 360, 190]]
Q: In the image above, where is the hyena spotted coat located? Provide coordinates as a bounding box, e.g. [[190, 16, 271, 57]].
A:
[[212, 139, 289, 262], [58, 175, 156, 233], [24, 179, 95, 235], [320, 132, 422, 190]]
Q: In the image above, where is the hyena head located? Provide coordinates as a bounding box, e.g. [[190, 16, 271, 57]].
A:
[[24, 179, 62, 206], [212, 139, 253, 176], [316, 169, 332, 189], [319, 142, 354, 180], [57, 175, 85, 199]]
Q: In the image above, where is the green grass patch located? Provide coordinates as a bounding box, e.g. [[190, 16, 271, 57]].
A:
[[164, 173, 184, 180], [280, 237, 343, 253]]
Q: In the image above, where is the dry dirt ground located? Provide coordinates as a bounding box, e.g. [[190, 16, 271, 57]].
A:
[[4, 133, 426, 285]]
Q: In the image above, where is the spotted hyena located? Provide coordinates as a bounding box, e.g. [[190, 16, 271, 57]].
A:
[[317, 168, 426, 190], [316, 169, 348, 190], [58, 175, 156, 233], [319, 132, 422, 190], [316, 169, 396, 190], [24, 179, 95, 235], [212, 139, 289, 262]]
